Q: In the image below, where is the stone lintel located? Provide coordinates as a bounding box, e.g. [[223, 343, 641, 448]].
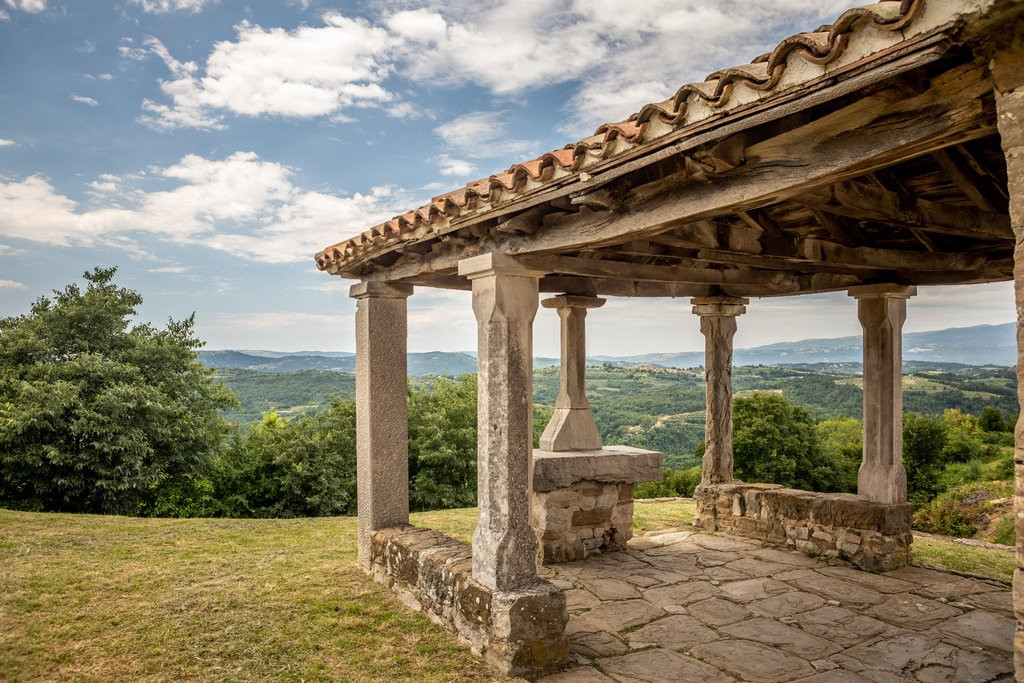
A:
[[349, 280, 414, 299], [533, 446, 663, 492], [691, 296, 748, 317], [847, 284, 917, 300], [458, 252, 547, 280], [541, 294, 606, 309]]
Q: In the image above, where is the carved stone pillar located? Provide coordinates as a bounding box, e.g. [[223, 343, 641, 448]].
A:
[[459, 253, 543, 591], [849, 284, 915, 505], [692, 297, 747, 487], [539, 295, 605, 451], [993, 39, 1024, 675], [351, 281, 413, 568]]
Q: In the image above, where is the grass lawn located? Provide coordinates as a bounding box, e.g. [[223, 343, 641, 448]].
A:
[[0, 499, 1013, 681]]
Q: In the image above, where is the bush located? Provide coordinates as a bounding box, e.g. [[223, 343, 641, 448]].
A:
[[913, 481, 1013, 538], [903, 412, 947, 505], [978, 406, 1009, 432], [636, 466, 701, 498]]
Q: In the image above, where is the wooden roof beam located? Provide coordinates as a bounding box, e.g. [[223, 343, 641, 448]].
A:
[[798, 179, 1011, 241]]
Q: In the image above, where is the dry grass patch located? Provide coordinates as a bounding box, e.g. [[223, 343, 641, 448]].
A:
[[0, 510, 509, 683]]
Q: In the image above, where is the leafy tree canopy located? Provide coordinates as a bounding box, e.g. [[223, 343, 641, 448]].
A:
[[0, 268, 237, 514]]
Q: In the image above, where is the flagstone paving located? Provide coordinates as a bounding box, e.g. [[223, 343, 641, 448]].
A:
[[537, 529, 1014, 683]]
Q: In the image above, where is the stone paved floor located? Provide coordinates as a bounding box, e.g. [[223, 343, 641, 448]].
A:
[[537, 529, 1014, 683]]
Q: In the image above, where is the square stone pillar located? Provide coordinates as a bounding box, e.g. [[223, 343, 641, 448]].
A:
[[539, 294, 605, 451], [351, 280, 413, 568], [993, 40, 1024, 676], [692, 297, 747, 488], [849, 284, 915, 505], [459, 253, 544, 591]]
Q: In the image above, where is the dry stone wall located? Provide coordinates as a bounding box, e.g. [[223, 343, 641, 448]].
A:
[[369, 525, 568, 678], [694, 482, 912, 571]]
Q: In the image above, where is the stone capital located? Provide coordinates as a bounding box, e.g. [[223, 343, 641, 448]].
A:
[[458, 252, 547, 280], [691, 296, 748, 318], [349, 280, 414, 300], [847, 284, 916, 300], [541, 294, 606, 310]]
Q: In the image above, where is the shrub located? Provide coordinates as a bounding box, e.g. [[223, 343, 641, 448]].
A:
[[913, 481, 1013, 538], [636, 466, 701, 498]]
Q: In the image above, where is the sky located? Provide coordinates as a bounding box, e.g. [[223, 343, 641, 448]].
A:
[[0, 0, 1015, 357]]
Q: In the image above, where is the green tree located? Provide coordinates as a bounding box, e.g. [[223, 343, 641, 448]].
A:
[[815, 416, 861, 493], [408, 375, 478, 511], [902, 412, 947, 505], [732, 392, 847, 492], [0, 268, 237, 515], [977, 406, 1008, 433], [216, 399, 357, 518]]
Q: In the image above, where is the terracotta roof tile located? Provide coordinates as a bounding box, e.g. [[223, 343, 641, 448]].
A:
[[316, 0, 927, 275]]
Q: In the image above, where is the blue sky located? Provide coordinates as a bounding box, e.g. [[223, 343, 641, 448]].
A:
[[0, 0, 1014, 356]]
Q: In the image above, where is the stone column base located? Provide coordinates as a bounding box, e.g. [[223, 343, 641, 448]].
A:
[[370, 526, 568, 678], [695, 482, 912, 572]]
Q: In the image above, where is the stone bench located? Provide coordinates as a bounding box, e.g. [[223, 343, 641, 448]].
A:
[[369, 525, 568, 677], [531, 445, 663, 564], [694, 482, 913, 571]]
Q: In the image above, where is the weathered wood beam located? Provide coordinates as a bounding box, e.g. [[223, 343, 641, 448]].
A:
[[516, 254, 788, 286], [931, 147, 999, 212], [803, 205, 856, 246], [799, 179, 1012, 241]]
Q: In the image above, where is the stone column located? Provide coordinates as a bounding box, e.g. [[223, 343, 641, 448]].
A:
[[993, 40, 1024, 675], [351, 281, 413, 568], [692, 297, 748, 486], [849, 284, 915, 504], [539, 295, 605, 451], [459, 253, 544, 591]]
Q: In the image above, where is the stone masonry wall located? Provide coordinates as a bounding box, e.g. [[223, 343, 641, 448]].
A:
[[694, 482, 912, 571], [369, 525, 568, 678], [532, 481, 635, 563]]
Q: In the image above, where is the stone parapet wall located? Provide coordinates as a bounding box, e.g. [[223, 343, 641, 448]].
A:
[[532, 446, 662, 564], [694, 482, 912, 571], [369, 525, 568, 678]]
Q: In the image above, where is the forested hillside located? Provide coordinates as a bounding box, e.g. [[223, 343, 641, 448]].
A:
[[217, 362, 1017, 469]]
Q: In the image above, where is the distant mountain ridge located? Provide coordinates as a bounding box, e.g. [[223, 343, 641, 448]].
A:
[[199, 322, 1015, 374]]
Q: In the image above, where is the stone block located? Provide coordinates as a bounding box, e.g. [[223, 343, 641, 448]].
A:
[[533, 446, 663, 492]]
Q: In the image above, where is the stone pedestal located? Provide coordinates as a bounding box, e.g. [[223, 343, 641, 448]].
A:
[[994, 41, 1024, 678], [540, 295, 605, 451], [460, 253, 543, 592], [691, 297, 747, 501], [849, 284, 915, 505], [351, 281, 413, 568], [532, 446, 663, 563]]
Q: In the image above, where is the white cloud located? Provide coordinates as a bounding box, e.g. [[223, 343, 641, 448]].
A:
[[129, 0, 213, 13], [0, 278, 26, 289], [437, 155, 475, 177], [98, 73, 113, 81], [148, 265, 190, 274], [0, 151, 406, 263], [3, 0, 45, 13], [71, 94, 99, 107], [0, 9, 8, 20], [0, 138, 15, 147], [140, 15, 396, 130], [434, 111, 538, 160]]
